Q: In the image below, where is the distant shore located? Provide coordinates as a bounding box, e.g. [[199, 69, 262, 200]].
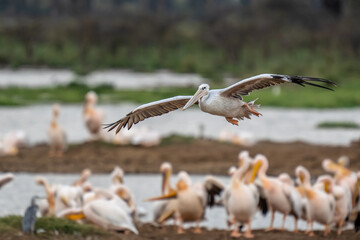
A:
[[1, 140, 359, 177]]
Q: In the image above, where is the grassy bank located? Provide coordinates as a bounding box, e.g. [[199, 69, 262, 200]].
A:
[[0, 78, 359, 108], [0, 215, 108, 237]]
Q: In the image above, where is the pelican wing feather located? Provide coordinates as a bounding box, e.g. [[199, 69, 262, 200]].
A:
[[105, 96, 194, 133], [220, 74, 336, 98]]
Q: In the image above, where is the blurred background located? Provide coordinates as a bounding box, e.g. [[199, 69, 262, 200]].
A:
[[0, 0, 359, 81]]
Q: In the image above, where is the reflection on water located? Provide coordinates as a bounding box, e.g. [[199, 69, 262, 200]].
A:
[[1, 104, 360, 146], [0, 173, 325, 230]]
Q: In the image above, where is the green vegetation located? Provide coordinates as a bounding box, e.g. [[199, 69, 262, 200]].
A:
[[0, 77, 359, 108], [317, 121, 360, 129], [0, 215, 108, 237], [161, 134, 195, 145]]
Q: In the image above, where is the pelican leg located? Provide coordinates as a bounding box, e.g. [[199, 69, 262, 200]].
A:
[[265, 210, 275, 232], [194, 219, 202, 234], [230, 217, 241, 238], [280, 214, 286, 231], [244, 102, 262, 117], [308, 221, 314, 237], [225, 117, 239, 126], [243, 220, 254, 239], [324, 223, 330, 236], [293, 216, 299, 233], [177, 216, 184, 234], [337, 220, 344, 235]]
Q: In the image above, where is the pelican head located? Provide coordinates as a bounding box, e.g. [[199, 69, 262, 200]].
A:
[[228, 166, 237, 177], [111, 166, 124, 184], [337, 155, 349, 168], [52, 104, 60, 118], [182, 83, 209, 111], [316, 175, 334, 194], [295, 166, 311, 187], [176, 171, 192, 191], [85, 91, 98, 105], [160, 162, 172, 194], [238, 150, 250, 168], [278, 173, 294, 186]]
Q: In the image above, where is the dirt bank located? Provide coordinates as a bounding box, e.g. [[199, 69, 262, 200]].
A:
[[1, 224, 359, 240], [0, 139, 359, 177]]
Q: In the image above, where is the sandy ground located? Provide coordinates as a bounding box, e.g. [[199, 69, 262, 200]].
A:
[[1, 139, 359, 176], [1, 224, 359, 240]]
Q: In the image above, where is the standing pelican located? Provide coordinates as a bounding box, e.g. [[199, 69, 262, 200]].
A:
[[253, 154, 299, 232], [153, 162, 178, 224], [296, 166, 335, 237], [225, 155, 261, 238], [105, 74, 335, 133], [83, 91, 104, 139], [147, 171, 224, 234], [48, 104, 66, 157]]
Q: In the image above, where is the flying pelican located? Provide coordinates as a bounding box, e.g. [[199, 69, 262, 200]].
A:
[[147, 171, 224, 234], [153, 162, 178, 225], [105, 74, 335, 133], [295, 166, 335, 237], [253, 154, 301, 232], [48, 104, 66, 157], [59, 188, 138, 234], [83, 91, 105, 139], [0, 173, 14, 189]]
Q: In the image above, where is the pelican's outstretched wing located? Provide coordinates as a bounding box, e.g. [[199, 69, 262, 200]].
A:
[[0, 173, 14, 189], [105, 96, 193, 133], [220, 74, 336, 98]]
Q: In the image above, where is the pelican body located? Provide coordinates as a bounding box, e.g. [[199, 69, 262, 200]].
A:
[[106, 74, 335, 133]]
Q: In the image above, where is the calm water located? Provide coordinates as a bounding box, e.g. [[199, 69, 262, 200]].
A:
[[0, 69, 204, 89], [0, 104, 359, 146], [0, 173, 326, 231]]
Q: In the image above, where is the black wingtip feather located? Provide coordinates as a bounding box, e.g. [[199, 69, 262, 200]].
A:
[[288, 75, 336, 91]]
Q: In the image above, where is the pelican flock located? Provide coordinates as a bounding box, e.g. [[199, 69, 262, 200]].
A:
[[105, 74, 335, 133]]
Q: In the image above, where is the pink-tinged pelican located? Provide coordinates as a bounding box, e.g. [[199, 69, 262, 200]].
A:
[[224, 155, 262, 238], [83, 91, 104, 139], [147, 171, 224, 234], [48, 104, 66, 157], [35, 176, 56, 216], [72, 169, 92, 187], [295, 166, 335, 237], [0, 173, 14, 189], [253, 154, 300, 232], [277, 173, 302, 232], [153, 162, 178, 224], [59, 188, 138, 234], [105, 74, 335, 133]]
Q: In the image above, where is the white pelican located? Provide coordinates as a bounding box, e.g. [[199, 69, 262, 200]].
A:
[[224, 156, 261, 238], [109, 166, 137, 214], [72, 168, 92, 187], [147, 171, 224, 234], [277, 173, 302, 232], [253, 154, 300, 232], [153, 162, 178, 224], [105, 74, 335, 133], [0, 173, 14, 189], [35, 176, 56, 216], [295, 166, 335, 237], [83, 91, 104, 139], [59, 188, 138, 234], [48, 104, 66, 157]]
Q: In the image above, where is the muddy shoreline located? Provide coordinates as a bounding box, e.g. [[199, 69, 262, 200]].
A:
[[1, 140, 359, 177]]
